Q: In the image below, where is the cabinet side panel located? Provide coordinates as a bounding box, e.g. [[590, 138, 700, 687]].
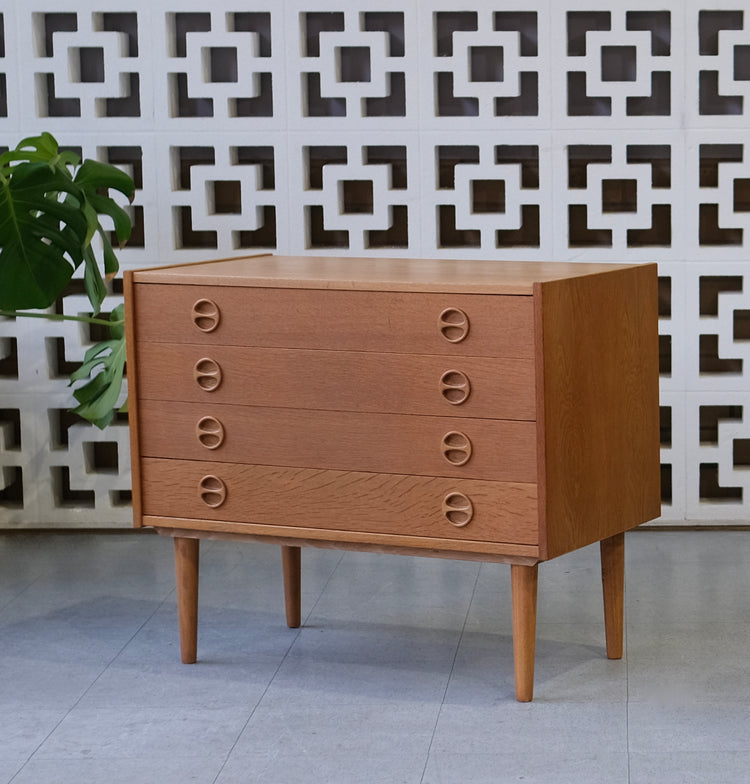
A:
[[540, 264, 661, 559], [533, 285, 549, 560], [123, 271, 144, 528]]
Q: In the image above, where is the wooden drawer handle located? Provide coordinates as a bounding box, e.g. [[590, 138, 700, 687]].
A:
[[441, 431, 473, 466], [196, 416, 225, 450], [199, 475, 227, 508], [194, 358, 222, 392], [440, 370, 471, 405], [192, 298, 221, 332], [442, 492, 474, 527], [438, 307, 470, 343]]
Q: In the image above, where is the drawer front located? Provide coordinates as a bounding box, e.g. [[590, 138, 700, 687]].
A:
[[138, 401, 537, 483], [140, 458, 539, 545], [133, 285, 535, 358], [135, 344, 536, 420]]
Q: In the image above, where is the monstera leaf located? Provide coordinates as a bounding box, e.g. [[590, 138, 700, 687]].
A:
[[0, 133, 135, 313], [0, 133, 135, 427], [69, 304, 127, 429]]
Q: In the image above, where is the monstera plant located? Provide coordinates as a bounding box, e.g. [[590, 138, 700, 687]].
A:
[[0, 132, 135, 428]]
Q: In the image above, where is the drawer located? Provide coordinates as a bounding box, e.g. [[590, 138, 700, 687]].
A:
[[135, 344, 536, 420], [133, 285, 535, 358], [140, 458, 539, 545], [138, 401, 538, 483]]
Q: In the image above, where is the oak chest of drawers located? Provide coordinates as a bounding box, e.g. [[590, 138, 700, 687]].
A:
[[125, 255, 660, 701]]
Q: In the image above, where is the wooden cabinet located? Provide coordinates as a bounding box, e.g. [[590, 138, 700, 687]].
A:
[[125, 255, 660, 701]]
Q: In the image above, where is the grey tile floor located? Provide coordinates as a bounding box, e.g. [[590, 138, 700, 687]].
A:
[[1, 530, 748, 783]]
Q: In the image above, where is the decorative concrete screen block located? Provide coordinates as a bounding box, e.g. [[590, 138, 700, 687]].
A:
[[694, 8, 750, 121], [425, 136, 550, 255], [290, 3, 416, 125], [565, 141, 674, 251], [695, 138, 750, 249], [0, 0, 749, 526], [564, 8, 675, 120], [430, 8, 542, 120], [297, 139, 414, 252], [166, 139, 281, 255], [164, 10, 277, 122], [22, 5, 148, 125]]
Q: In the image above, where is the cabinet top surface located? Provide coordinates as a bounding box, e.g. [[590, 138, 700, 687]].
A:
[[130, 255, 652, 295]]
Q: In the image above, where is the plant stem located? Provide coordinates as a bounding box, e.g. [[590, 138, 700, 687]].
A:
[[0, 309, 122, 328]]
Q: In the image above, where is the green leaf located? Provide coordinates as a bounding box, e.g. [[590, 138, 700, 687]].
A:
[[0, 162, 89, 309], [108, 303, 125, 339], [0, 132, 78, 169], [88, 193, 133, 248], [0, 133, 135, 313], [74, 159, 135, 203], [100, 232, 119, 278], [82, 245, 107, 315], [69, 307, 127, 428], [16, 132, 61, 160], [80, 196, 100, 249]]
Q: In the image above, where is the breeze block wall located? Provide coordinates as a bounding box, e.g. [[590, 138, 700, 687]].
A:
[[1, 1, 749, 527]]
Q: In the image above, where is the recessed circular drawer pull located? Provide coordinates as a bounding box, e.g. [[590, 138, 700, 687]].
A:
[[194, 358, 222, 392], [199, 475, 227, 508], [192, 298, 221, 333], [441, 431, 473, 466], [196, 416, 225, 450], [439, 370, 471, 405], [442, 492, 474, 527], [438, 307, 470, 343]]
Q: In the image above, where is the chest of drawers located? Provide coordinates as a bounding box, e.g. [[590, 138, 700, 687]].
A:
[[124, 255, 660, 701]]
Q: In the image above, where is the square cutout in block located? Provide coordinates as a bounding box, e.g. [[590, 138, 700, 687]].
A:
[[733, 178, 750, 212], [211, 181, 242, 214], [601, 45, 637, 82], [470, 46, 504, 82], [472, 179, 505, 213], [77, 47, 105, 83], [341, 180, 373, 214], [210, 47, 238, 83], [734, 44, 750, 81], [602, 179, 637, 212], [339, 46, 371, 82]]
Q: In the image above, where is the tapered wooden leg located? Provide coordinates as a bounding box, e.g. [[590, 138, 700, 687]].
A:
[[600, 532, 625, 660], [174, 536, 199, 664], [511, 563, 539, 702], [281, 545, 301, 628]]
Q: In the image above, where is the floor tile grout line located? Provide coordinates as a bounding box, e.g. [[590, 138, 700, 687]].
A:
[[210, 549, 346, 784], [419, 560, 483, 784], [0, 573, 43, 617], [210, 625, 304, 784]]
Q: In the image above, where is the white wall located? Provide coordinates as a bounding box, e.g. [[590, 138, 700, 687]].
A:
[[1, 1, 749, 527]]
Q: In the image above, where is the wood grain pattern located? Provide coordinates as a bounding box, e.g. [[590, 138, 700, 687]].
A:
[[125, 257, 663, 702], [132, 254, 646, 294], [600, 533, 624, 659], [135, 343, 536, 420], [138, 401, 537, 482], [174, 537, 199, 664], [133, 285, 535, 357], [536, 264, 661, 559], [140, 458, 539, 545], [511, 563, 538, 702], [149, 521, 541, 562]]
